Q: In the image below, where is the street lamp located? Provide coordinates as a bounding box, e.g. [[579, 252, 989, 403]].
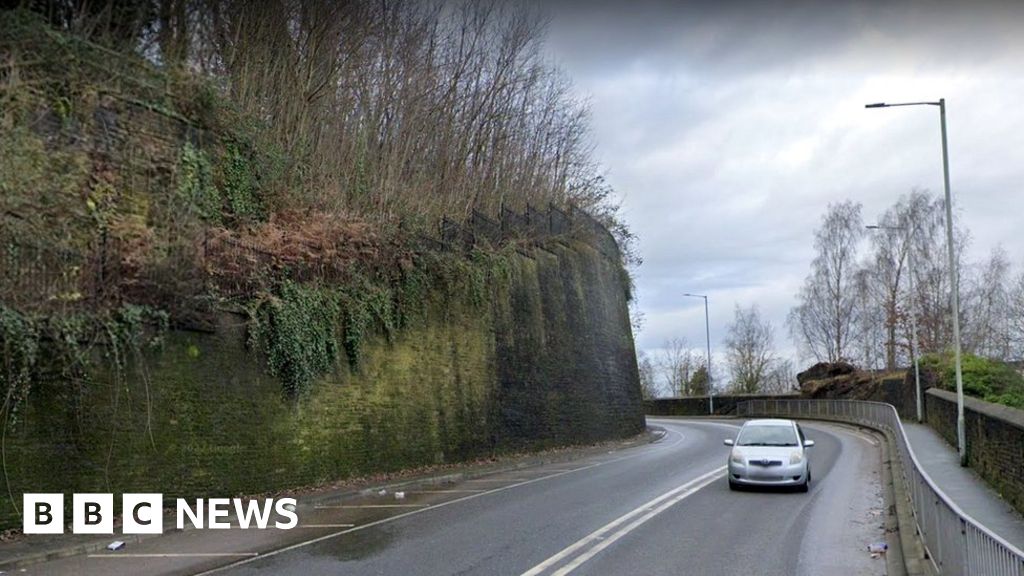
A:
[[867, 98, 966, 465], [683, 293, 714, 415], [866, 224, 922, 423]]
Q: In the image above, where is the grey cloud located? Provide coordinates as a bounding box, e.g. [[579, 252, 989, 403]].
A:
[[534, 0, 1024, 368]]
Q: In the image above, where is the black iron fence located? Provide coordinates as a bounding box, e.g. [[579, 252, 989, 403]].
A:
[[0, 232, 121, 314], [429, 203, 620, 260]]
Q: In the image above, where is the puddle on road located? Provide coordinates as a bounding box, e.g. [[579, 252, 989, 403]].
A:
[[312, 523, 398, 562]]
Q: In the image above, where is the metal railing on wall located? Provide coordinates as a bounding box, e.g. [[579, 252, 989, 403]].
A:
[[736, 398, 1024, 576], [0, 232, 121, 314]]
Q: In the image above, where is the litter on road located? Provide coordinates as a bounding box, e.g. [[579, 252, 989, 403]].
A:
[[867, 541, 888, 558]]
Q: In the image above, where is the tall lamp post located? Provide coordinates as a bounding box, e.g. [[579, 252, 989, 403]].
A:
[[866, 98, 966, 465], [866, 224, 922, 423], [683, 293, 713, 415]]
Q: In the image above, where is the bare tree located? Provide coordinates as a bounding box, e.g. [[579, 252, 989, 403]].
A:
[[857, 190, 969, 367], [637, 350, 660, 400], [904, 191, 970, 355], [862, 200, 915, 370], [791, 191, 987, 369], [725, 304, 776, 394], [789, 201, 864, 363], [963, 246, 1013, 358], [657, 337, 697, 397], [762, 359, 796, 394], [105, 0, 619, 225], [791, 190, 973, 369], [851, 266, 886, 370], [1009, 272, 1024, 360]]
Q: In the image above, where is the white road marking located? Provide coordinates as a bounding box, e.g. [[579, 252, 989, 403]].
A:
[[408, 489, 487, 493], [298, 524, 356, 528], [313, 504, 428, 509], [88, 553, 259, 558], [520, 466, 726, 576], [191, 426, 692, 575]]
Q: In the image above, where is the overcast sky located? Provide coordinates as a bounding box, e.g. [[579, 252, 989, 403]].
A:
[[538, 0, 1024, 373]]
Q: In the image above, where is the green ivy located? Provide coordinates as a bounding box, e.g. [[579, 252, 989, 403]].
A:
[[986, 392, 1024, 409], [102, 304, 170, 371], [249, 281, 340, 396], [395, 262, 429, 329], [221, 141, 266, 222], [177, 141, 221, 224], [244, 245, 516, 394], [339, 289, 371, 369], [0, 304, 167, 429], [0, 305, 40, 429], [430, 246, 515, 308], [336, 277, 399, 368]]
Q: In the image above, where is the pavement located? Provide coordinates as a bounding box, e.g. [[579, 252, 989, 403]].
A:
[[6, 418, 889, 575], [902, 422, 1024, 551]]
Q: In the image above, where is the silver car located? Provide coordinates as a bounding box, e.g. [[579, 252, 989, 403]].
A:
[[724, 419, 814, 492]]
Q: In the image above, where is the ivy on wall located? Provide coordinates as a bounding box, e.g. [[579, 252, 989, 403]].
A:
[[0, 306, 39, 429], [177, 141, 221, 224], [174, 137, 273, 227], [248, 281, 341, 396], [242, 246, 518, 397], [0, 304, 168, 430], [221, 140, 267, 223]]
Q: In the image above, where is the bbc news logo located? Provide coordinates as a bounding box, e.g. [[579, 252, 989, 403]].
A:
[[24, 494, 298, 534]]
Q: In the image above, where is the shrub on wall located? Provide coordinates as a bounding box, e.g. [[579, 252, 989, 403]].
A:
[[920, 352, 1024, 409]]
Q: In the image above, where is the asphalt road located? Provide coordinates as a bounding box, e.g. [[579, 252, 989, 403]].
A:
[[27, 418, 887, 576]]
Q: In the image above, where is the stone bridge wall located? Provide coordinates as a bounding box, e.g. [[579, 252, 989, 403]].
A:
[[644, 394, 800, 416], [925, 388, 1024, 516]]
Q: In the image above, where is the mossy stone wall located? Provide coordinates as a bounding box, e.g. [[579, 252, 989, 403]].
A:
[[0, 240, 642, 529], [925, 388, 1024, 516]]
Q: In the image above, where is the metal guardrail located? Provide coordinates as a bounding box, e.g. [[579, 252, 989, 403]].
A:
[[737, 398, 1024, 576]]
